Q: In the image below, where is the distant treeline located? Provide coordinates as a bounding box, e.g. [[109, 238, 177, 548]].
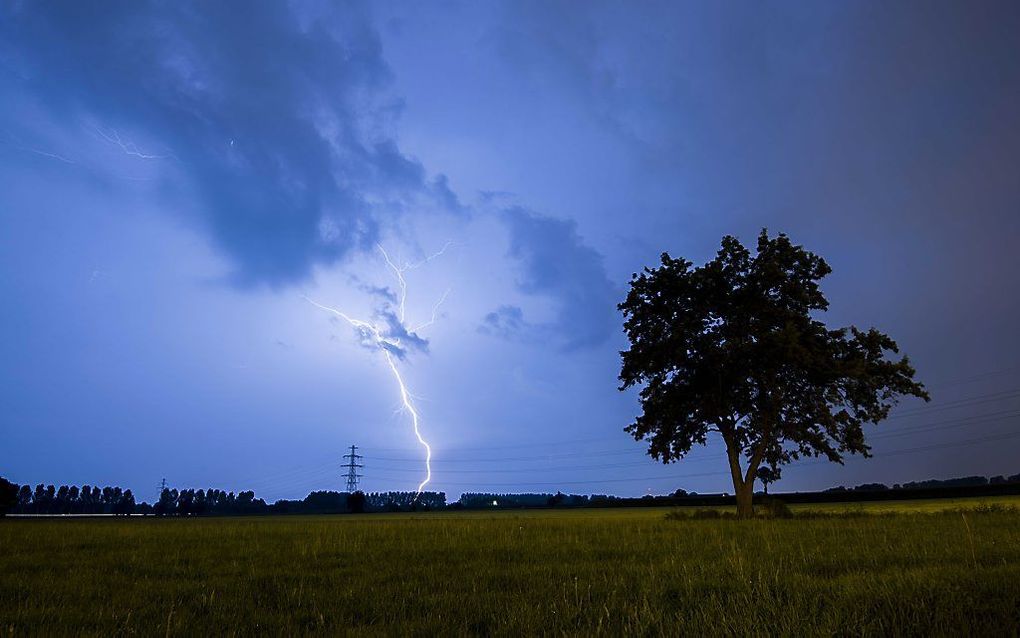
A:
[[0, 481, 447, 516], [274, 490, 447, 513], [824, 474, 1020, 493], [2, 483, 136, 515], [3, 472, 1020, 516], [151, 488, 268, 515], [455, 474, 1020, 510], [457, 492, 593, 508]]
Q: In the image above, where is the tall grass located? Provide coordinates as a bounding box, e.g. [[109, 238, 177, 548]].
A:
[[2, 507, 1019, 634]]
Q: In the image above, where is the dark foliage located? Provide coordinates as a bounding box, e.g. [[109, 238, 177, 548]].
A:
[[458, 492, 589, 508], [901, 476, 989, 490], [346, 491, 365, 513], [761, 497, 794, 519], [152, 488, 268, 516], [0, 478, 17, 516], [619, 230, 929, 516], [9, 483, 135, 515], [4, 471, 1016, 517], [826, 476, 1002, 493], [364, 491, 446, 511]]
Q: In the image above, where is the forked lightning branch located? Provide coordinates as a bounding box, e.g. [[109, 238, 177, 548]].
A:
[[304, 243, 451, 497]]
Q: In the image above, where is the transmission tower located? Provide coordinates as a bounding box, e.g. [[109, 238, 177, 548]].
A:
[[341, 445, 363, 493]]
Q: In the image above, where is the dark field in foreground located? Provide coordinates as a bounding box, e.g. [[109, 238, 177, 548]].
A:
[[3, 502, 1020, 635]]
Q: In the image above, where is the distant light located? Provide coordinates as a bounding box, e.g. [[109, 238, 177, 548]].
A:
[[492, 500, 498, 506]]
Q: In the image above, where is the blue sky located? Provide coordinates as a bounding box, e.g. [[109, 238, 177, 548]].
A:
[[2, 1, 1019, 502]]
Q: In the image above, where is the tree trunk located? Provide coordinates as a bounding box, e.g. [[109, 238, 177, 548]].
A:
[[735, 481, 755, 518], [723, 434, 756, 518]]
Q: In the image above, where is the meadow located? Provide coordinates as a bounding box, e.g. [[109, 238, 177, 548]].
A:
[[2, 497, 1019, 635]]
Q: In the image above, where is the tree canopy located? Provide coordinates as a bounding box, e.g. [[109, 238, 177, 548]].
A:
[[619, 230, 929, 516], [0, 478, 17, 516]]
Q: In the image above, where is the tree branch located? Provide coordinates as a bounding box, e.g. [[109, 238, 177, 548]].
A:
[[743, 415, 774, 485]]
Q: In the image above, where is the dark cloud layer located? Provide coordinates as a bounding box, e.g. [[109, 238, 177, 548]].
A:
[[478, 304, 530, 341], [5, 1, 1020, 498], [480, 0, 1020, 368], [1, 1, 454, 286], [377, 308, 429, 360], [494, 207, 620, 350]]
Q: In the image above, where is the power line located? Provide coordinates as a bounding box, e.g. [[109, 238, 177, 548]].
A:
[[365, 409, 1020, 475], [363, 447, 657, 464], [357, 385, 1020, 458], [232, 403, 1018, 491], [241, 418, 1020, 499], [221, 403, 1020, 500], [889, 388, 1020, 419], [362, 404, 1020, 466], [927, 365, 1020, 389], [235, 457, 340, 490], [366, 459, 687, 475], [360, 435, 626, 454], [243, 409, 1020, 500], [197, 379, 1020, 500], [870, 408, 1020, 440], [368, 429, 1020, 488]]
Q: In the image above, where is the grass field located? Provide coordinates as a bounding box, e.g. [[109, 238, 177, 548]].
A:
[[3, 498, 1020, 635]]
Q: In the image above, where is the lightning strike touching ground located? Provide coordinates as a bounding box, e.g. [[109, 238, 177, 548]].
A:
[[303, 243, 451, 497], [383, 349, 432, 494]]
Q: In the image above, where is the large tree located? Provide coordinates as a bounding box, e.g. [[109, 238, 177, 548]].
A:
[[619, 231, 929, 516]]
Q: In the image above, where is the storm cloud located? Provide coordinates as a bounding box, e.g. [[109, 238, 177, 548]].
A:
[[1, 1, 456, 286], [4, 1, 1020, 500], [494, 207, 620, 350]]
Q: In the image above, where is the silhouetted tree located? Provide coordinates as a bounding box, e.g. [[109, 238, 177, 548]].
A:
[[757, 466, 780, 495], [17, 485, 32, 509], [192, 488, 207, 515], [33, 484, 45, 513], [0, 478, 18, 516], [155, 488, 175, 516], [852, 482, 887, 491], [177, 488, 194, 515], [56, 485, 70, 513], [45, 485, 56, 512], [113, 489, 135, 515], [619, 231, 929, 516], [347, 490, 366, 513]]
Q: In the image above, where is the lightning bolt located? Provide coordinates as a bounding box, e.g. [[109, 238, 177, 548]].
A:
[[383, 349, 431, 494], [412, 288, 451, 333], [0, 132, 78, 165], [304, 243, 450, 497], [1, 128, 162, 181], [90, 125, 177, 160]]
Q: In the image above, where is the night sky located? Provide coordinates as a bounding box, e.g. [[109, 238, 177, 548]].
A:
[[2, 1, 1019, 502]]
